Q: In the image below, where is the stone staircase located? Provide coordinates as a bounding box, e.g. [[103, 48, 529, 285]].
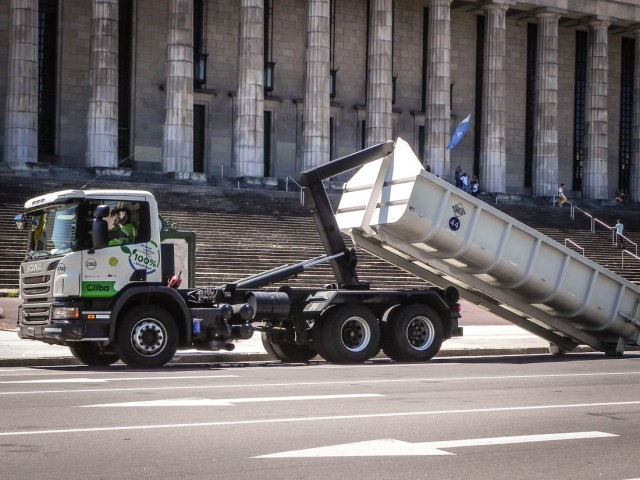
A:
[[2, 172, 640, 292]]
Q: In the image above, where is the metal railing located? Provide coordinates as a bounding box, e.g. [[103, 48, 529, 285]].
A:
[[622, 250, 640, 269], [286, 176, 304, 203], [570, 204, 638, 254], [617, 233, 638, 256], [592, 217, 611, 233], [285, 176, 302, 192], [564, 238, 584, 256], [570, 203, 589, 222], [550, 195, 639, 259]]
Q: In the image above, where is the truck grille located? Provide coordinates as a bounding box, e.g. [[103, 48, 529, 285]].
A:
[[23, 275, 51, 285], [23, 286, 51, 296], [22, 305, 51, 325], [21, 260, 57, 325]]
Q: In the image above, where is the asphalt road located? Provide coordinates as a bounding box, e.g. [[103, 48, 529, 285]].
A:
[[1, 354, 639, 480]]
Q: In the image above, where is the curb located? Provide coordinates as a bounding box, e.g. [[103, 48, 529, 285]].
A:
[[0, 346, 594, 368]]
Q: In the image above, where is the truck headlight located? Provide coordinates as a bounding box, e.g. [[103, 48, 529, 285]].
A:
[[52, 307, 80, 320]]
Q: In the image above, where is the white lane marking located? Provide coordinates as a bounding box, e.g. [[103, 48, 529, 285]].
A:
[[0, 363, 462, 376], [1, 378, 109, 384], [80, 393, 383, 408], [254, 431, 618, 458], [1, 371, 640, 395], [0, 375, 237, 384], [0, 400, 638, 437]]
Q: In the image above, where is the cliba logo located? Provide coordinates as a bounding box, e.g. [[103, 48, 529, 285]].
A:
[[81, 281, 116, 297], [86, 283, 110, 292], [85, 258, 97, 270]]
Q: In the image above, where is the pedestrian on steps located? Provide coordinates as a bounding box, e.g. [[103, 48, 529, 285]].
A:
[[615, 219, 625, 249], [471, 176, 480, 197], [455, 165, 462, 188], [557, 183, 567, 207]]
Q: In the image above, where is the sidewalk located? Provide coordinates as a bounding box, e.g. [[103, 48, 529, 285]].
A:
[[0, 325, 569, 368]]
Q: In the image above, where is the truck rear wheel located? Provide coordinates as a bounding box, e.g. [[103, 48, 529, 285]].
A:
[[314, 305, 381, 363], [115, 306, 178, 368], [69, 343, 120, 367], [261, 332, 318, 362], [382, 304, 443, 362]]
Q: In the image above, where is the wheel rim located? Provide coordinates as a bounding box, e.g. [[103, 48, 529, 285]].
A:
[[340, 316, 371, 352], [130, 319, 167, 357], [405, 316, 435, 351]]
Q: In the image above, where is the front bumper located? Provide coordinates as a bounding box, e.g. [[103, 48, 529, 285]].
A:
[[18, 318, 111, 346]]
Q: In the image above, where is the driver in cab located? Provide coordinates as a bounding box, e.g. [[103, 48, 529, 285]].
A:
[[108, 208, 137, 246]]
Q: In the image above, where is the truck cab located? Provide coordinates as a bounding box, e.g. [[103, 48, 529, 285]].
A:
[[14, 189, 197, 367], [17, 189, 160, 309]]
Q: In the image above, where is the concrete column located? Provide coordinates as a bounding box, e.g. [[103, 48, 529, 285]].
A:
[[532, 12, 560, 196], [234, 0, 264, 177], [365, 0, 393, 147], [479, 3, 508, 193], [162, 0, 194, 173], [86, 0, 119, 168], [424, 0, 452, 181], [3, 0, 38, 165], [302, 0, 331, 170], [631, 26, 640, 202], [582, 18, 610, 200]]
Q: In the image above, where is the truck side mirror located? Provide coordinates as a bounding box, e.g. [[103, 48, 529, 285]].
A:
[[94, 205, 110, 218], [14, 214, 27, 230], [92, 220, 108, 250], [91, 205, 110, 251]]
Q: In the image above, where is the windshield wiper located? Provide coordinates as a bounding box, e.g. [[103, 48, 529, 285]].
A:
[[26, 251, 52, 260]]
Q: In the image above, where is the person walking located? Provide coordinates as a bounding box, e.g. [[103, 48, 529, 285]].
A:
[[615, 219, 625, 249], [557, 183, 567, 207], [461, 173, 469, 192], [471, 176, 479, 197]]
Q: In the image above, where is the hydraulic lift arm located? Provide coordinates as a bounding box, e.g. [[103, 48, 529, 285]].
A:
[[298, 141, 395, 288]]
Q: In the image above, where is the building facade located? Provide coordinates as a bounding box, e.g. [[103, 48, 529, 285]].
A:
[[2, 0, 640, 199]]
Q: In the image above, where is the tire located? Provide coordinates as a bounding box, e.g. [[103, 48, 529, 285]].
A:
[[261, 332, 318, 362], [382, 304, 443, 362], [115, 306, 178, 368], [69, 343, 120, 367], [314, 305, 381, 363]]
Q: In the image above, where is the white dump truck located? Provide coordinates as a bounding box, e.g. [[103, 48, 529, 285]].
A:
[[13, 142, 464, 368], [333, 138, 640, 356], [14, 138, 639, 367]]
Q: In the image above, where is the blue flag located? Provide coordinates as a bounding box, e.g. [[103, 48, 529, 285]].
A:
[[447, 114, 471, 150]]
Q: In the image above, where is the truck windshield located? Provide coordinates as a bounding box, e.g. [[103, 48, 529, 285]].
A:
[[27, 203, 81, 259]]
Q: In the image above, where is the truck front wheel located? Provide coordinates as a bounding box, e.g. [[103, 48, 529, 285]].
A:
[[69, 343, 120, 367], [314, 305, 381, 363], [382, 304, 443, 362], [261, 332, 318, 362], [115, 306, 178, 368]]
